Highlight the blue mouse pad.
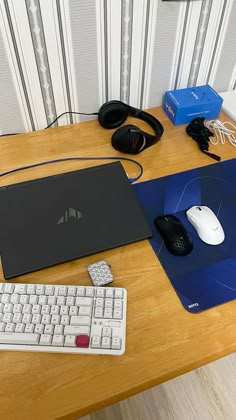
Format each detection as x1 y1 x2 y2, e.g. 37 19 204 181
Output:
132 158 236 313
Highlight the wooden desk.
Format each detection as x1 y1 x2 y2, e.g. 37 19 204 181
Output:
0 108 235 420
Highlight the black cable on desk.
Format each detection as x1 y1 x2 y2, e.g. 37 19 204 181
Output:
186 117 221 161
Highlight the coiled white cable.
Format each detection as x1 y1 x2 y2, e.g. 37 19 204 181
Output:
204 119 236 147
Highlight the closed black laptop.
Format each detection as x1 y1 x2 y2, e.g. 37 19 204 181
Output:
0 162 152 279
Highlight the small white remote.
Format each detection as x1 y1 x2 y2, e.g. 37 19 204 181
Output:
87 260 114 286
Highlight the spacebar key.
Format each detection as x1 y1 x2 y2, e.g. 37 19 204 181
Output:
0 333 40 345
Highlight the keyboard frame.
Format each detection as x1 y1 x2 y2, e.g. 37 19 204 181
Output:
0 283 127 356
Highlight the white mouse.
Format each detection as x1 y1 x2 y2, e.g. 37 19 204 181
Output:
186 206 225 245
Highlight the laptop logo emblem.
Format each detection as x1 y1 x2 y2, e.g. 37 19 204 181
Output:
57 208 82 224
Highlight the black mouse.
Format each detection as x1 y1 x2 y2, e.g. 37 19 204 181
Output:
154 214 193 256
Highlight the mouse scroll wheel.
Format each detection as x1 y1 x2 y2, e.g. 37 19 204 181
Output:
197 207 202 211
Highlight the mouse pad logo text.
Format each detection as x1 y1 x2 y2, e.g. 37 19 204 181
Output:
57 208 82 224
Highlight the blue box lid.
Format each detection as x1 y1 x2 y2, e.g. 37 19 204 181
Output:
167 84 222 108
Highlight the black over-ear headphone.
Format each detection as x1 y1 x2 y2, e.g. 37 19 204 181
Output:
98 100 164 154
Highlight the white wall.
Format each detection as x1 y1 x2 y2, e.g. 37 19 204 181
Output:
0 0 235 134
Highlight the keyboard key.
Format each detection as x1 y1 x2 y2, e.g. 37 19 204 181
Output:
67 287 76 296
91 336 101 348
104 299 113 308
96 298 104 307
20 295 29 305
111 337 121 350
32 314 41 324
13 304 22 314
14 285 27 294
104 308 112 318
60 306 69 315
0 322 6 332
32 305 41 314
105 289 114 298
101 337 111 349
45 285 54 295
3 313 13 323
60 315 69 326
22 304 32 314
22 314 32 324
64 325 90 336
5 323 15 333
114 300 122 309
36 285 45 295
70 316 90 326
76 287 85 296
52 335 64 346
41 314 50 324
114 289 123 299
57 296 65 306
75 297 93 306
1 294 10 304
27 285 36 294
15 323 25 333
25 324 34 333
66 297 75 306
85 287 94 297
51 315 60 325
38 295 47 305
94 307 103 318
54 325 63 335
13 313 23 323
79 306 92 316
96 288 105 297
29 295 38 305
113 309 122 319
50 305 59 315
58 286 67 296
48 296 56 305
0 332 39 345
4 284 14 294
44 325 54 335
64 335 76 347
76 335 89 348
40 334 52 346
69 306 78 316
10 294 20 304
34 324 44 334
102 327 112 337
3 303 13 313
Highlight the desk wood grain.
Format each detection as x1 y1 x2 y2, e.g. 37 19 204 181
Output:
0 108 235 420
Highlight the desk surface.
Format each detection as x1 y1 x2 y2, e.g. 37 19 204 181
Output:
0 108 235 420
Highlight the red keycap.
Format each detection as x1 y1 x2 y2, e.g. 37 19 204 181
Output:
76 335 90 348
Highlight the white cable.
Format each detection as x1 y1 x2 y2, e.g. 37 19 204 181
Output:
204 119 236 147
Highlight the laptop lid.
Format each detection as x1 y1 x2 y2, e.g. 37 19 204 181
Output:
0 162 152 279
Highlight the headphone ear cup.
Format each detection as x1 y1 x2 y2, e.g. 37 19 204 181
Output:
111 125 145 154
98 101 128 129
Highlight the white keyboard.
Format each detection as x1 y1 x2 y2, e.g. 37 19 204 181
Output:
0 283 127 355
